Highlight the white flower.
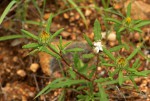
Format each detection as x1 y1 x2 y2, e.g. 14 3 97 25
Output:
93 41 103 53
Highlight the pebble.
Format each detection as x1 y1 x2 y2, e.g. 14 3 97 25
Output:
29 63 39 73
134 32 140 41
13 56 18 62
17 69 26 77
107 32 116 41
63 13 69 19
85 9 92 16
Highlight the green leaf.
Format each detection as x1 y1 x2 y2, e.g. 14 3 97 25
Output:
104 8 124 18
58 36 63 50
28 49 39 55
98 84 108 101
95 78 111 83
0 0 16 24
25 20 42 26
127 46 141 61
127 2 131 17
48 43 59 53
116 32 122 44
21 29 38 40
118 71 123 85
65 48 84 52
139 70 150 75
50 28 64 40
82 53 94 59
118 27 126 33
129 76 138 89
41 46 60 59
132 27 143 33
94 19 102 41
58 90 65 101
103 47 115 61
68 0 87 28
46 13 54 33
63 41 72 49
132 59 140 68
134 20 150 28
83 34 93 47
68 68 76 79
133 19 143 25
73 53 79 68
133 72 147 76
22 43 39 49
0 35 24 41
32 0 42 17
34 78 66 99
109 44 125 52
101 63 115 67
105 18 122 25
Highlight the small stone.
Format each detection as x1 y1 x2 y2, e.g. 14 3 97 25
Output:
30 63 39 73
75 14 80 20
134 32 140 40
13 56 18 62
63 13 69 19
28 92 35 97
107 32 116 41
17 69 26 77
85 9 92 16
43 13 50 20
109 41 116 47
61 31 70 38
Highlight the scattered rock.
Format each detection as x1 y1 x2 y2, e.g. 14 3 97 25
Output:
61 31 71 38
85 9 92 16
13 56 18 63
134 32 140 41
107 32 116 41
17 69 26 77
63 13 69 19
29 63 39 73
11 39 23 47
38 52 51 75
2 82 35 100
125 1 150 20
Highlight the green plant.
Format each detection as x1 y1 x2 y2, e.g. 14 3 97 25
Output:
22 8 150 100
0 0 25 41
104 2 150 44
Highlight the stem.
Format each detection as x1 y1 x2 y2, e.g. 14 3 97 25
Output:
92 54 99 81
47 44 91 81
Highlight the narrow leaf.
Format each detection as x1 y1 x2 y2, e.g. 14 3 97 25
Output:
21 29 38 40
82 53 94 59
94 19 102 41
105 18 122 25
22 43 39 49
134 20 150 28
110 44 125 52
132 27 143 33
127 2 131 17
84 34 93 47
103 47 115 61
66 48 84 52
98 84 108 101
118 71 123 85
118 27 126 33
50 28 64 40
0 0 16 24
0 35 24 41
127 47 141 61
46 13 53 33
68 68 76 79
68 0 87 28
